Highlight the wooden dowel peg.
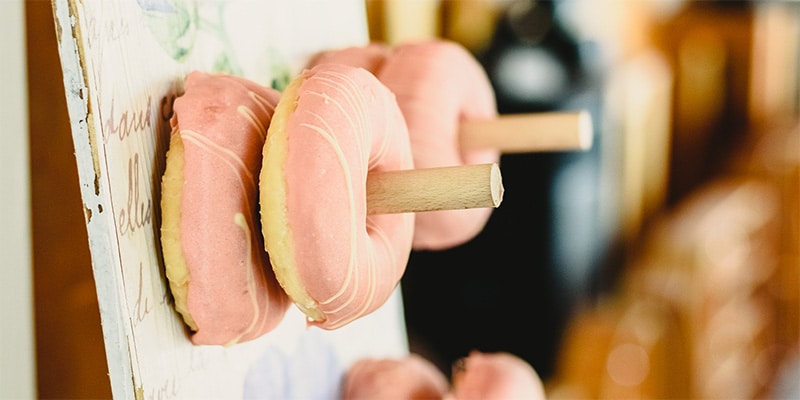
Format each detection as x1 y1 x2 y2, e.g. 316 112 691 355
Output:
366 163 503 215
460 110 593 153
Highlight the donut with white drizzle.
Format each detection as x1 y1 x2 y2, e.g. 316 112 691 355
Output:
260 64 415 329
161 71 290 345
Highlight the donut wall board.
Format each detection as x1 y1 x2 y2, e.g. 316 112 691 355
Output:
52 1 408 399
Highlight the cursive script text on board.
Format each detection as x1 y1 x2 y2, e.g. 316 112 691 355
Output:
103 96 153 145
119 153 152 237
132 261 172 326
103 94 175 239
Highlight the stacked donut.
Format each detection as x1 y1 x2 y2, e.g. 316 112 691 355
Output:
160 40 512 345
160 39 591 349
161 41 590 344
308 40 501 250
159 38 566 398
259 63 416 330
161 65 421 343
160 72 291 346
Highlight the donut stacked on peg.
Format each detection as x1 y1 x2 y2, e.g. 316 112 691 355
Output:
160 43 506 345
160 72 291 346
160 39 591 346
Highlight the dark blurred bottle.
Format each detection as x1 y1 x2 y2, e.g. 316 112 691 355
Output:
402 0 617 381
481 0 585 113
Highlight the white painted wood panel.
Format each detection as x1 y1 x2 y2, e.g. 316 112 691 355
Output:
52 1 409 398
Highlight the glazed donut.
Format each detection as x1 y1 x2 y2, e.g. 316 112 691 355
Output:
378 40 500 250
160 71 290 345
342 354 450 400
449 351 547 400
260 63 415 329
307 40 497 250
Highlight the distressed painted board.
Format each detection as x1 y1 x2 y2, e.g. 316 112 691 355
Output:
52 1 409 399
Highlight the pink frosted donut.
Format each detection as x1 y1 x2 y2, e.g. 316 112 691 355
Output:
161 71 290 345
308 40 499 250
342 354 450 399
260 64 415 330
448 351 546 400
379 41 499 250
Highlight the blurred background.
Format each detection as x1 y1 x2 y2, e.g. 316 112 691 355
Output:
3 0 799 398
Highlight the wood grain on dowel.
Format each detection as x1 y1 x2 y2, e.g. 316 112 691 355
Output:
366 163 503 215
460 110 593 153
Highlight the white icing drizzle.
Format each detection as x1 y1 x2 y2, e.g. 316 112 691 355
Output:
293 68 403 328
248 90 277 118
296 112 360 308
308 70 370 167
230 212 263 344
181 131 257 194
237 105 267 139
181 123 268 341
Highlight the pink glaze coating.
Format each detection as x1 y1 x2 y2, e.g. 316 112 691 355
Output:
260 64 414 330
342 354 450 400
379 40 499 250
306 42 391 76
308 40 500 250
448 351 546 400
167 71 290 345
